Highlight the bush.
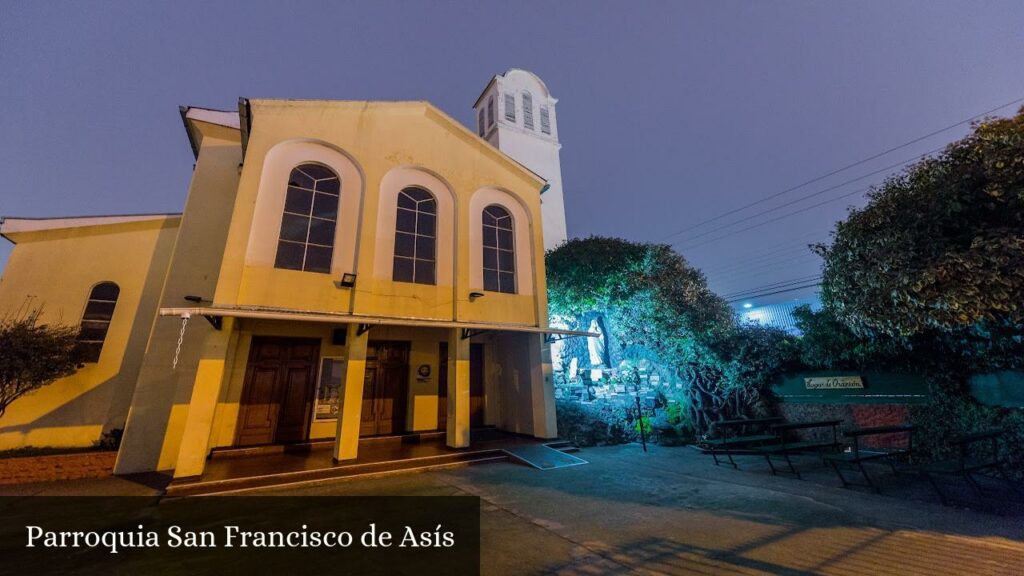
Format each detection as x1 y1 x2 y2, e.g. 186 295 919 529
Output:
555 400 633 447
0 311 82 419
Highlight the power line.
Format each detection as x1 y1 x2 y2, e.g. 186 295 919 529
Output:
705 246 820 277
727 282 822 303
681 183 872 252
699 238 820 275
723 275 822 299
708 251 819 282
661 95 1024 242
674 145 945 246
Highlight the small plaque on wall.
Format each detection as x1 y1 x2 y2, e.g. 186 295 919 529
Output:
804 375 864 390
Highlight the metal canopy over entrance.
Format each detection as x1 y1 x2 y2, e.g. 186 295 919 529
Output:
158 305 598 341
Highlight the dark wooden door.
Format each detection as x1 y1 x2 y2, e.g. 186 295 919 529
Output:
236 337 320 446
438 343 485 429
360 341 410 436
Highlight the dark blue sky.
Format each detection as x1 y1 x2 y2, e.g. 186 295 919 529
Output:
2 1 1023 304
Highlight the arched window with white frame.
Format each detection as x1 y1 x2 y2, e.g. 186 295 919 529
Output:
482 205 516 294
274 163 340 274
393 186 437 285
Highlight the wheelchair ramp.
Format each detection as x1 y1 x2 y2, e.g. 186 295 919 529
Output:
503 444 588 470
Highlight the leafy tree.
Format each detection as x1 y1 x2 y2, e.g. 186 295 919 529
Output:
0 312 82 418
817 108 1024 339
547 237 798 433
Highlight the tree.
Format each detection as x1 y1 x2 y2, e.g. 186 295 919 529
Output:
546 237 797 433
0 312 82 418
817 108 1024 338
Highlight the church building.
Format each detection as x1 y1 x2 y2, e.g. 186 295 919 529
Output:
0 69 583 480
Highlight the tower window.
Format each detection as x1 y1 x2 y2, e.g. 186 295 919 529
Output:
274 163 340 274
487 97 495 127
540 106 551 135
77 282 120 363
393 187 437 285
478 108 485 136
522 92 534 130
504 93 516 122
482 205 516 294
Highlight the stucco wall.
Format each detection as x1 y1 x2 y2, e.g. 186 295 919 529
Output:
0 217 179 450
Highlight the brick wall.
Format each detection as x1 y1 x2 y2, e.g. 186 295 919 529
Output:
0 451 117 485
778 403 911 449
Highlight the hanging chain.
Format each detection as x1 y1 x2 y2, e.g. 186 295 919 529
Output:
172 313 190 369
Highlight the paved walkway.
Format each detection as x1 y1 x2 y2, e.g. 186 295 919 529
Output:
260 444 1024 575
3 445 1022 574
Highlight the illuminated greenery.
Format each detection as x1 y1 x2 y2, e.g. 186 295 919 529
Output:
547 237 798 435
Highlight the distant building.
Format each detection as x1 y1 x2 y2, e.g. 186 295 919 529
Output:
736 295 821 334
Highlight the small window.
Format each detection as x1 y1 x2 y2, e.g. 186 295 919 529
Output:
482 205 516 294
393 187 437 285
274 163 340 274
487 97 495 127
478 108 485 136
504 93 516 122
540 106 551 135
522 92 534 130
77 282 119 363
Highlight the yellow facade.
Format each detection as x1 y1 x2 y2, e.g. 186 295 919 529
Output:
0 99 560 478
0 216 179 450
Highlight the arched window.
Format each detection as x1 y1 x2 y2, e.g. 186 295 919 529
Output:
487 97 495 127
274 163 340 274
393 187 437 285
482 205 516 293
77 282 119 362
477 108 485 136
504 93 516 122
540 106 551 135
522 92 534 130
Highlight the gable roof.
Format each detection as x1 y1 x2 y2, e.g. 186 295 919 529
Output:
0 213 181 244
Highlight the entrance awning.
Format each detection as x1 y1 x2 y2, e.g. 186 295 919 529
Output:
158 305 597 341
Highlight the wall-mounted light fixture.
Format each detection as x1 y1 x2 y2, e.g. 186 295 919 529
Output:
335 272 357 289
469 292 485 302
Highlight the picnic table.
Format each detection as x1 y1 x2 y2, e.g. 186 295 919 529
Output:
752 419 844 478
823 424 917 492
923 428 1021 505
701 417 783 468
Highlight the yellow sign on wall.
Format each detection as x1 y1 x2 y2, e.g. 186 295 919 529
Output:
804 376 864 390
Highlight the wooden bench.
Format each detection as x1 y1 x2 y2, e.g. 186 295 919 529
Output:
752 419 844 479
701 417 783 469
922 428 1021 505
822 424 917 492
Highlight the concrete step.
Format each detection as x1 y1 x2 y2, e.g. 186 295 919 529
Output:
209 431 449 461
545 441 580 454
166 450 508 497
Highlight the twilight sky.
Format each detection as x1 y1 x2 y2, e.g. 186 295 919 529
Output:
2 1 1023 305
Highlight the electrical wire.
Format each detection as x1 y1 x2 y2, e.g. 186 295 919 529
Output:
661 95 1024 242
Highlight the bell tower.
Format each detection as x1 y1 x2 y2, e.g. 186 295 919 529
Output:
473 68 568 250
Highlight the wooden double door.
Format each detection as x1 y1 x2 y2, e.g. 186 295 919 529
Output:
437 343 486 430
360 341 411 437
236 337 321 447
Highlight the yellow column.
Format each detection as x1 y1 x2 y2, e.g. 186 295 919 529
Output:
446 328 471 448
529 334 558 439
171 318 237 479
334 324 368 461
